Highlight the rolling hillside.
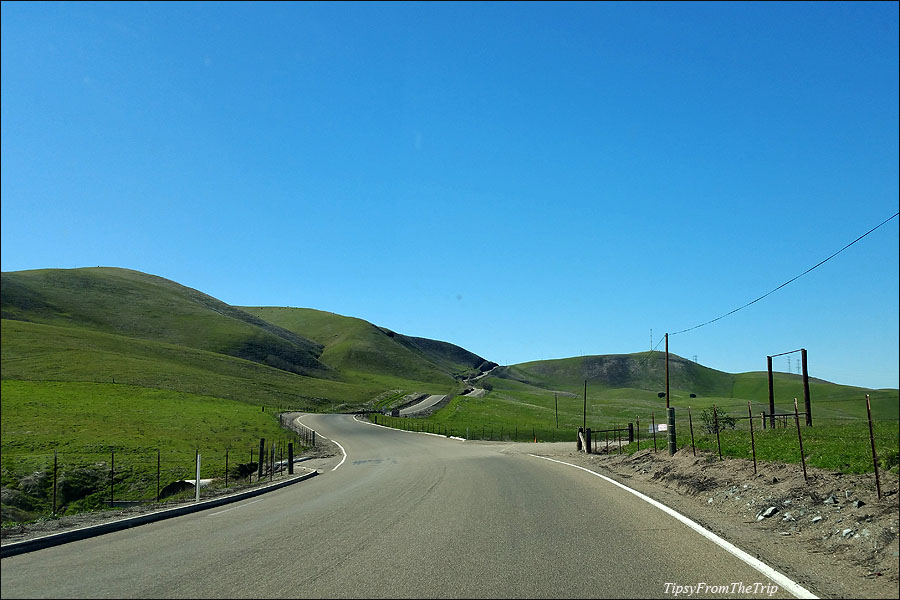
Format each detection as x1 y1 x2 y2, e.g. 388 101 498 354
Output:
1 268 330 378
0 267 494 410
242 307 496 385
490 353 898 421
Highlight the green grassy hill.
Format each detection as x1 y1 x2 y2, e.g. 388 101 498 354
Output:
242 307 496 385
2 268 330 378
487 352 898 422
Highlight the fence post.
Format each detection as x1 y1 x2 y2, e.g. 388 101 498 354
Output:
667 407 676 456
53 449 58 515
258 439 265 481
688 407 695 457
617 425 622 455
195 449 201 502
713 405 722 460
628 422 634 444
792 398 807 482
651 411 657 452
748 401 757 475
636 418 641 450
767 355 775 429
577 427 583 452
865 394 882 499
802 348 812 426
585 428 592 454
288 442 294 475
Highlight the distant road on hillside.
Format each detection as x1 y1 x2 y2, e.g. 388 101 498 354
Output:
398 393 447 416
1 415 802 598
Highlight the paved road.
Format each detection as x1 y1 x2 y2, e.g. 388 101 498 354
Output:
398 394 446 416
1 414 805 598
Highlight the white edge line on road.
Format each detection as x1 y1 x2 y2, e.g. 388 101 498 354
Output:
527 454 818 600
354 414 464 441
294 416 345 471
330 438 347 471
208 498 262 517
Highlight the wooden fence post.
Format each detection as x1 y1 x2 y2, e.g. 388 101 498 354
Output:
748 401 757 474
793 398 808 482
713 405 722 460
688 407 696 457
802 349 812 426
866 394 882 499
53 450 58 514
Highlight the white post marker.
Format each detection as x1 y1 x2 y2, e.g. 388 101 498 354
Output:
195 451 201 503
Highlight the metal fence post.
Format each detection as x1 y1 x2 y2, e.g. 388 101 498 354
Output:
667 407 676 456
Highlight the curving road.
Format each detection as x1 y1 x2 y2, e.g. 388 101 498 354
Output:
1 414 810 598
398 394 447 416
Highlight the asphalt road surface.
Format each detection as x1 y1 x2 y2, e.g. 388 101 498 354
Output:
1 414 807 598
399 394 446 416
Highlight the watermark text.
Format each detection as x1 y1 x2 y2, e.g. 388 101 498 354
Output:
663 582 780 597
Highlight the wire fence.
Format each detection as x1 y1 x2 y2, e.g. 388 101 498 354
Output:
582 396 898 497
1 438 307 523
369 413 573 443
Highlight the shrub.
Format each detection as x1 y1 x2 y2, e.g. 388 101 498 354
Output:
700 407 736 434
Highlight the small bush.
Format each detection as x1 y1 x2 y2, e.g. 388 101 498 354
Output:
700 407 736 434
879 448 898 473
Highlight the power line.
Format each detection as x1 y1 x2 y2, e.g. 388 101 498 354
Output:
670 212 899 337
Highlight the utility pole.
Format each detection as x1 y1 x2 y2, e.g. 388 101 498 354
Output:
802 348 811 426
665 333 670 409
583 380 587 432
767 356 775 428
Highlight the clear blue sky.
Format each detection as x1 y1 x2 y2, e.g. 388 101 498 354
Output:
2 2 898 389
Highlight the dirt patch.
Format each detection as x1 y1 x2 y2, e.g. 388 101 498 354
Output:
531 444 899 599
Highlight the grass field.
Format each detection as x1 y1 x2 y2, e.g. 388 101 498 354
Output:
0 380 305 520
